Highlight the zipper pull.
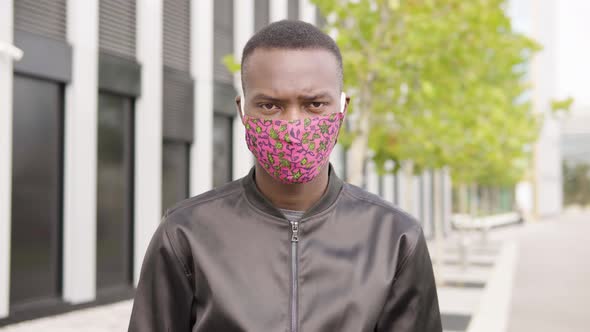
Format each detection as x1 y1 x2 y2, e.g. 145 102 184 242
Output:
291 221 299 242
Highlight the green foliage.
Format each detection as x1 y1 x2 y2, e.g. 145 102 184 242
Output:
550 96 574 115
222 54 241 73
313 0 543 185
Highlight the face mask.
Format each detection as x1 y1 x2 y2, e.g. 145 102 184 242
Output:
241 93 346 184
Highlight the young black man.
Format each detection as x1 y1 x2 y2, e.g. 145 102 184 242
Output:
128 20 442 332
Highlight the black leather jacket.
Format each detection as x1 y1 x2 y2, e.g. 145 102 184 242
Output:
128 165 442 332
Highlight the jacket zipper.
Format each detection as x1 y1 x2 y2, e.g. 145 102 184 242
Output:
290 221 299 332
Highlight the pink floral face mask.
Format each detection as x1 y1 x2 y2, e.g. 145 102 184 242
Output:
241 93 346 184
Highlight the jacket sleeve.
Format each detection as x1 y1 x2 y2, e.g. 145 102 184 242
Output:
128 217 195 332
375 226 442 332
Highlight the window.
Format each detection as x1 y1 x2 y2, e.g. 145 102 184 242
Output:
10 75 63 307
162 0 193 211
96 92 134 291
213 114 234 187
162 141 190 211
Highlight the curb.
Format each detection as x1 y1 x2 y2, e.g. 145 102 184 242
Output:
466 241 518 332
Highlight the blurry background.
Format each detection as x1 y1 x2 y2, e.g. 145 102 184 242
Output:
0 0 588 331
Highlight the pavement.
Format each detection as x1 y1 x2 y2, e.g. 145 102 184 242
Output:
431 226 517 332
436 209 590 332
507 209 590 332
0 301 132 332
1 210 588 332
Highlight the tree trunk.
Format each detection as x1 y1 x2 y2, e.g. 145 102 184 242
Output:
347 125 368 186
346 86 371 187
459 184 468 214
469 183 478 217
403 162 414 213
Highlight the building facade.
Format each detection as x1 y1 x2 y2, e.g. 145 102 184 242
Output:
0 0 451 324
509 0 565 219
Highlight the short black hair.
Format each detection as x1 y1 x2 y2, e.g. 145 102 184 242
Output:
241 20 343 92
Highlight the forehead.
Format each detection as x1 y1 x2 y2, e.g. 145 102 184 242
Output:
242 48 341 96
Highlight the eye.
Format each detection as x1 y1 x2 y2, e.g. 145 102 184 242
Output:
258 103 280 112
308 102 326 110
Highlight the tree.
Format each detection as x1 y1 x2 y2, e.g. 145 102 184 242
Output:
309 0 552 282
312 0 542 188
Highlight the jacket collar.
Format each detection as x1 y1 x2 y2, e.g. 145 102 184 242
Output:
242 163 344 220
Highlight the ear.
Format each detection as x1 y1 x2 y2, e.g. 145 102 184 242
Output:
235 94 244 121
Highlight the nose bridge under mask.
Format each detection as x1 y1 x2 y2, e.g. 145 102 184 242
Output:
241 97 346 184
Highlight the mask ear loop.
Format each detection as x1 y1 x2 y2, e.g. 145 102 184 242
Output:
240 93 245 117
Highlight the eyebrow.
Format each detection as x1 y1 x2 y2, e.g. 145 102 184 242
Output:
250 92 333 102
298 92 333 101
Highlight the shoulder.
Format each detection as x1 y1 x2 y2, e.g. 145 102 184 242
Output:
153 179 245 273
341 183 428 270
341 182 423 239
159 178 245 243
164 178 244 220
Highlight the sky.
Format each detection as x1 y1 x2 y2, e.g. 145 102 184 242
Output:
509 0 589 113
556 0 590 111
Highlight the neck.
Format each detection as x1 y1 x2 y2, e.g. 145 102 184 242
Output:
253 163 330 212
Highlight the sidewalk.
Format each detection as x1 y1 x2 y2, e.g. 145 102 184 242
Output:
507 209 590 332
430 225 519 332
436 209 590 332
0 301 132 332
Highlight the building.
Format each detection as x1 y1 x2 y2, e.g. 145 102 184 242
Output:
0 0 451 324
509 0 564 219
561 111 590 165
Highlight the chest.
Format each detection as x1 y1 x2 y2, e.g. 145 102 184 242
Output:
190 215 394 332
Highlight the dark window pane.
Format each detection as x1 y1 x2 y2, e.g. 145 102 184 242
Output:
10 75 62 306
96 92 134 291
162 141 190 212
213 114 233 187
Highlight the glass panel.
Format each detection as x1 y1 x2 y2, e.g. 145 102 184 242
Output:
162 141 190 212
97 92 133 291
213 114 233 188
10 75 62 306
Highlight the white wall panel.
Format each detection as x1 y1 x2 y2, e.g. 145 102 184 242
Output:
63 0 99 303
134 0 163 285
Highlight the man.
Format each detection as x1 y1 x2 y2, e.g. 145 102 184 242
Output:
129 20 441 332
